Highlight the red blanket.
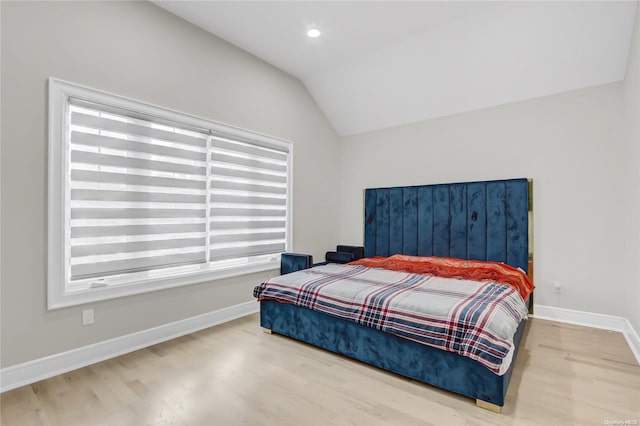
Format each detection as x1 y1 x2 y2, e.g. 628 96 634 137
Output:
350 254 534 301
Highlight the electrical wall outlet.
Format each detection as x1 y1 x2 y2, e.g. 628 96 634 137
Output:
82 309 94 326
553 281 562 294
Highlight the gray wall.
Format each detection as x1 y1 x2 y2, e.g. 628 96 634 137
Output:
338 82 634 321
623 5 640 333
0 1 340 367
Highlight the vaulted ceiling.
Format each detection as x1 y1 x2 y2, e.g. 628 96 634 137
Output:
154 1 637 137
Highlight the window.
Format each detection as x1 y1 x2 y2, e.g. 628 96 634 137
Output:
48 78 291 309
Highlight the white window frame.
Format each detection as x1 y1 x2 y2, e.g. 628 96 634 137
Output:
47 78 293 309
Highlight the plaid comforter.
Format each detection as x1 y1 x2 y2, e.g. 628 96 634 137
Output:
254 263 529 375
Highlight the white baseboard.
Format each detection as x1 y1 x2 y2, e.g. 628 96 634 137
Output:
532 304 640 365
0 300 259 393
622 318 640 365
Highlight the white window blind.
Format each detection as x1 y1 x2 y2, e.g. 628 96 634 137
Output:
48 78 292 308
209 136 288 261
68 99 210 281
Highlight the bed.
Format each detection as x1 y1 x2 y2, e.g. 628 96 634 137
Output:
256 178 533 412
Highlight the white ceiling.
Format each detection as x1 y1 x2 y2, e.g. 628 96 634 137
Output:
154 1 638 137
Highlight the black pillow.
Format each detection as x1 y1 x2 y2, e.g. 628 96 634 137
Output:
325 251 354 264
336 245 364 260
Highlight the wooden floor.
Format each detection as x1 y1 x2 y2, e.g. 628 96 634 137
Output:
1 315 639 426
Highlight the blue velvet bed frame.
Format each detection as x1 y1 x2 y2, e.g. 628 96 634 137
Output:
260 178 531 411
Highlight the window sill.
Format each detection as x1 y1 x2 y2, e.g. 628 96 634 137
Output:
48 259 279 309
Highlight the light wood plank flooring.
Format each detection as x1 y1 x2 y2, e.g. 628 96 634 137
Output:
1 315 639 425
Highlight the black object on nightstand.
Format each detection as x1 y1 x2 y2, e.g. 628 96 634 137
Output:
280 245 364 275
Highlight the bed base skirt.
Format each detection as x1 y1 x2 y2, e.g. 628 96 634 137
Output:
260 300 526 409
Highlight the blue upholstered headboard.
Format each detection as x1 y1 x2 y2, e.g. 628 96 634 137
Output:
364 178 530 273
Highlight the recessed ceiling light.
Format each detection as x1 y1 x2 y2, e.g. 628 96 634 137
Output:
307 28 321 38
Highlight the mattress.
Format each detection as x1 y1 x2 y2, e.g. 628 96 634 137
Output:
255 262 529 375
